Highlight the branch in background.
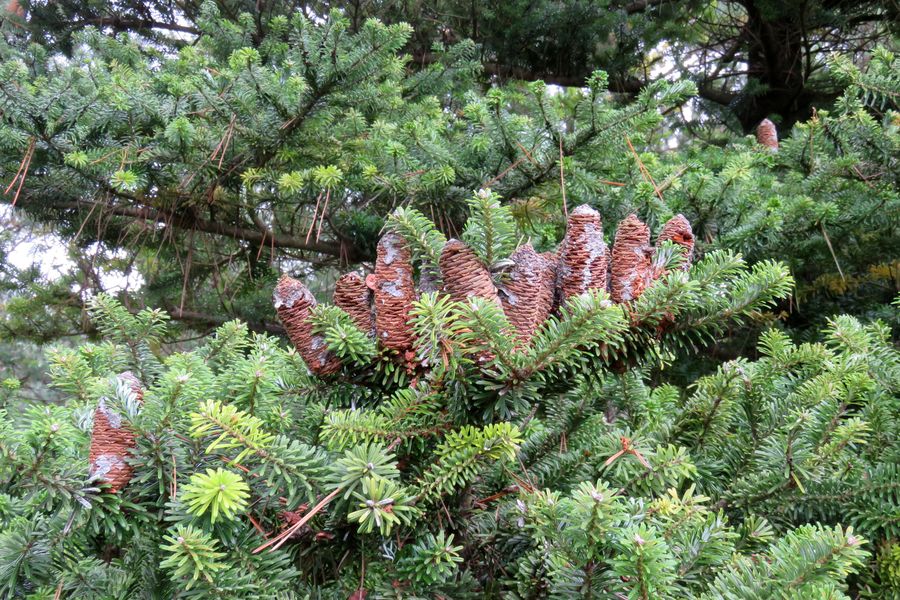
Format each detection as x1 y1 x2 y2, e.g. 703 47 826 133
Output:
68 17 200 36
412 52 585 87
625 0 678 14
415 49 733 120
697 83 738 106
36 196 359 261
166 307 284 336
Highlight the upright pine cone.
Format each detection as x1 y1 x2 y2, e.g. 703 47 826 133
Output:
499 244 557 344
610 214 653 303
439 239 501 305
655 214 695 273
556 204 608 304
756 118 778 151
373 233 417 353
88 371 143 493
333 272 373 333
274 275 342 376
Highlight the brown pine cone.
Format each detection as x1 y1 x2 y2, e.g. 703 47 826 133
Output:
556 204 608 305
274 275 342 376
333 272 373 334
373 233 417 354
756 118 778 151
610 214 653 303
439 239 501 366
439 239 501 305
88 371 143 493
499 244 557 344
5 1 25 18
655 214 695 273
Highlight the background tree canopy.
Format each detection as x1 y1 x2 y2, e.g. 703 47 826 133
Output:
15 0 900 130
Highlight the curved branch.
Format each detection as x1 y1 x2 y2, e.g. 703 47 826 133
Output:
24 195 359 260
64 17 200 36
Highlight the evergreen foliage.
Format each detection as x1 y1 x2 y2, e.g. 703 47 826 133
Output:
0 4 897 599
7 4 890 342
4 295 896 597
6 0 895 131
3 195 896 597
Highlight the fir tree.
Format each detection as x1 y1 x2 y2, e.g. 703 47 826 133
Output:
0 6 896 598
5 198 893 598
1 5 895 342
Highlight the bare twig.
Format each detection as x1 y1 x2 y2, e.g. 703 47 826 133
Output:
253 486 343 553
559 135 568 220
625 135 664 204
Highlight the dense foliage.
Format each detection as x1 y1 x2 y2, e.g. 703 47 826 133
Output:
0 2 897 599
7 0 899 130
0 199 897 597
0 3 896 345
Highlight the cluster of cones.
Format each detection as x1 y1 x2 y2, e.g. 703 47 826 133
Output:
275 206 695 377
88 371 143 493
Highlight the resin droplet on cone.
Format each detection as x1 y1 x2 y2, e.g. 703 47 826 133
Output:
88 371 143 493
274 275 342 376
373 233 417 353
610 214 653 303
556 204 608 304
333 272 373 333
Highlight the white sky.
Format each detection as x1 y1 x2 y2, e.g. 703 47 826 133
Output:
2 205 141 293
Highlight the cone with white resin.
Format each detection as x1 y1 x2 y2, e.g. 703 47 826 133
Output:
556 204 608 305
499 244 557 344
373 233 417 354
88 371 142 493
610 214 653 303
274 275 342 376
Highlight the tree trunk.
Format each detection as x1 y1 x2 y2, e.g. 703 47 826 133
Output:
740 2 810 132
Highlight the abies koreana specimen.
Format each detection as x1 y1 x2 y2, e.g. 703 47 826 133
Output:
274 203 703 376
